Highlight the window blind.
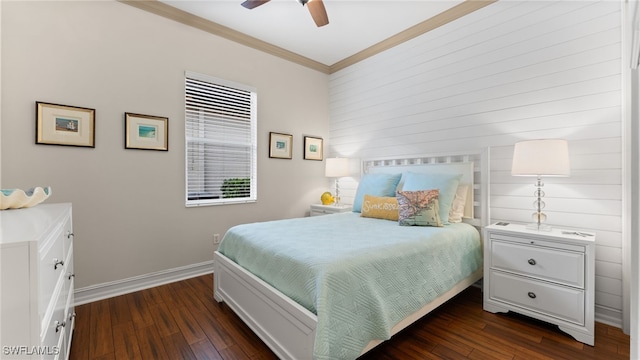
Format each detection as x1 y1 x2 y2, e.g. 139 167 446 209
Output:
185 72 257 206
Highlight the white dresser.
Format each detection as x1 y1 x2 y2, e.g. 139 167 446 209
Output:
483 223 595 345
0 203 75 359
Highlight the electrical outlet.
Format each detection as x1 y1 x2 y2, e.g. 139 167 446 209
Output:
213 233 221 244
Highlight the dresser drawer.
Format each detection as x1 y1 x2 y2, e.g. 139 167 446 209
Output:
491 240 584 288
41 278 66 358
39 226 66 317
63 280 75 360
63 248 75 358
62 214 73 261
62 244 74 303
489 270 585 325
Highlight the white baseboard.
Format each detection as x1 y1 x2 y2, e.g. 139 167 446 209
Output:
595 304 624 329
74 260 214 305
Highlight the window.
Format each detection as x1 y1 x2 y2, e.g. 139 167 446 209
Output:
185 71 257 206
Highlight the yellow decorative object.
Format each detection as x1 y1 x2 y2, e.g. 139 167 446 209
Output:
321 191 334 205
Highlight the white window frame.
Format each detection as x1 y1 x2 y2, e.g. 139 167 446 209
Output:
185 71 257 207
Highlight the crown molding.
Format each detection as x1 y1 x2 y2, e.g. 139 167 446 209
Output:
329 0 497 73
120 0 496 75
119 0 331 73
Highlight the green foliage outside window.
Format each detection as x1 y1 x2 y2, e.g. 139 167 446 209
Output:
221 178 250 198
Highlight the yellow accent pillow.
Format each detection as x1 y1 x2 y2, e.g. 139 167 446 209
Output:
360 194 399 221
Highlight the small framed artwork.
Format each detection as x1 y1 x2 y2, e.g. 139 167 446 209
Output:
303 136 323 161
269 132 293 159
36 101 95 147
124 113 168 151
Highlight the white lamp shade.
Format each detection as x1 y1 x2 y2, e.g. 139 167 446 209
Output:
325 158 350 177
511 139 570 177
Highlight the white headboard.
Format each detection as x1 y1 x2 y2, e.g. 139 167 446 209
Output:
362 150 489 228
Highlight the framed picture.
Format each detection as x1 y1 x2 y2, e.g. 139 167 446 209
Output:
269 132 293 159
36 101 95 147
303 136 323 161
124 113 168 151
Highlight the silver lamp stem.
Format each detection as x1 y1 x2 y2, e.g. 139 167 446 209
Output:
535 176 543 229
334 178 341 206
531 176 550 231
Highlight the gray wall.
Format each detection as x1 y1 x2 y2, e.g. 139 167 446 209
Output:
328 1 625 326
1 1 329 289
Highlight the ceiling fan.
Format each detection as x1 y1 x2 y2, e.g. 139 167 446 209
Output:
240 0 329 27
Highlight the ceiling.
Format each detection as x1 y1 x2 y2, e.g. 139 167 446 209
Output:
126 0 495 73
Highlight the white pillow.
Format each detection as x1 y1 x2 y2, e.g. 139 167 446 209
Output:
448 184 469 223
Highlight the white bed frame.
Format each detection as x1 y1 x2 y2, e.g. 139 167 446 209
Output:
214 150 489 360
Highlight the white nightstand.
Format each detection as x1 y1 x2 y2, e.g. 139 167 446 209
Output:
483 222 595 345
310 204 352 216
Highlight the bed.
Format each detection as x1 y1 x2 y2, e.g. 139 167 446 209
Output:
213 150 489 360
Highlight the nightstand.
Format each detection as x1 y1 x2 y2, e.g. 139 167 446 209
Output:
483 223 595 345
310 204 352 216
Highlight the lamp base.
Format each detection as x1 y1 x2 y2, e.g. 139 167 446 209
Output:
525 223 552 232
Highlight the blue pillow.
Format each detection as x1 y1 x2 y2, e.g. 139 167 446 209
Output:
352 173 402 213
401 172 462 224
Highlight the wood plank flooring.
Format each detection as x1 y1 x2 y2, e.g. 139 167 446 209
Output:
70 274 629 359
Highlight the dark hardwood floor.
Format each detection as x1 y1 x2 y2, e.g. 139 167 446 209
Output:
70 274 629 360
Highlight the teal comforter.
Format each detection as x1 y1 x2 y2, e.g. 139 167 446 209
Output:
218 212 482 360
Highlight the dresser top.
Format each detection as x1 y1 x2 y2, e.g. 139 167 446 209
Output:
0 203 71 246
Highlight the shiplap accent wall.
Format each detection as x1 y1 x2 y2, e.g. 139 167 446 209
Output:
328 1 624 326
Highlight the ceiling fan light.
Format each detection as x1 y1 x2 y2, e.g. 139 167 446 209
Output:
297 0 309 5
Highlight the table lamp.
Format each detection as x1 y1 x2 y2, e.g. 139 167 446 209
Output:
325 158 350 206
511 139 570 231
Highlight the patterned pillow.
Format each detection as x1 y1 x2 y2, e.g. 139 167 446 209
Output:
360 195 399 221
397 189 443 227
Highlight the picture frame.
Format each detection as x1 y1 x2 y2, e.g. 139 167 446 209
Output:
124 113 169 151
36 101 95 147
303 136 323 161
269 132 293 159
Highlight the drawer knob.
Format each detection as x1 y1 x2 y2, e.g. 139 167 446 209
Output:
527 258 536 265
53 258 65 270
68 272 75 280
528 292 537 299
67 231 74 238
55 320 66 333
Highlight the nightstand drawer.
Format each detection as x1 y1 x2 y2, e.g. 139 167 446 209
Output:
310 204 352 216
491 240 584 288
311 208 336 216
489 271 585 325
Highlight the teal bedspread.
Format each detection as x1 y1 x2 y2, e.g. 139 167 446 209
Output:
218 212 482 360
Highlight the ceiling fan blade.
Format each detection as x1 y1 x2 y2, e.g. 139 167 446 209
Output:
241 0 270 10
307 0 329 27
